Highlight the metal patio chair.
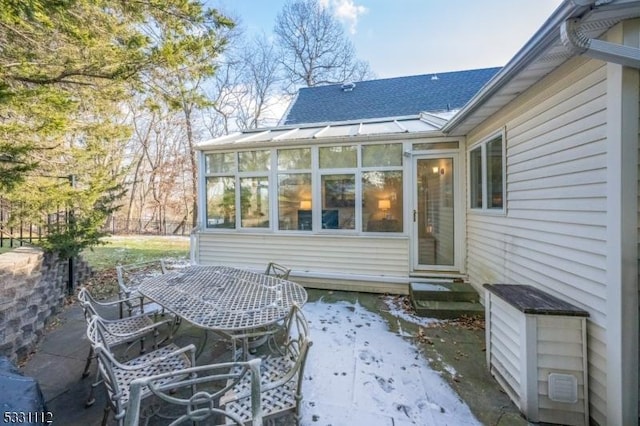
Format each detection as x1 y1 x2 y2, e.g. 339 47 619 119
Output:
222 303 312 425
86 316 196 426
116 260 168 318
124 360 264 426
78 287 177 406
264 262 291 280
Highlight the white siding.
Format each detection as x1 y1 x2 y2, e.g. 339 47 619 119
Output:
196 231 410 287
486 295 522 402
465 56 609 423
536 316 589 425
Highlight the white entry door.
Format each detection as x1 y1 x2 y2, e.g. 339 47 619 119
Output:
412 155 460 271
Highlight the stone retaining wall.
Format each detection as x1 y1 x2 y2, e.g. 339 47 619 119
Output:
0 247 91 362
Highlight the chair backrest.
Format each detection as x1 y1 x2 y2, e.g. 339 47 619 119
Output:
282 303 310 359
77 287 101 321
86 316 129 419
264 262 291 280
116 260 167 295
264 304 312 395
124 360 263 426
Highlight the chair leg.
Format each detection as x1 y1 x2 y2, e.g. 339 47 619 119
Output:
81 346 94 378
101 403 110 426
86 369 101 407
139 336 146 354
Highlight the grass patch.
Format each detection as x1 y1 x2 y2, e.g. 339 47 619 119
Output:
81 235 190 271
0 239 36 254
80 235 190 298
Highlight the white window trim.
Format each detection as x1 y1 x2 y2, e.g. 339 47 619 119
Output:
468 129 506 214
201 142 406 234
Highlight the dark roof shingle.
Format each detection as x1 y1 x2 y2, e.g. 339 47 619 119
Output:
283 67 501 125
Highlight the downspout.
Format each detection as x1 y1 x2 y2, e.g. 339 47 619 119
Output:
560 17 640 68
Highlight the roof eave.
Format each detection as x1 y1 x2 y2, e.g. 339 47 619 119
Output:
442 0 590 135
198 129 447 152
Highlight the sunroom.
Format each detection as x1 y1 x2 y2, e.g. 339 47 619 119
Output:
193 113 480 293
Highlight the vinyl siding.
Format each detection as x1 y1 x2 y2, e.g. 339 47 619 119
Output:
196 231 410 284
486 295 522 402
465 56 608 423
536 316 589 425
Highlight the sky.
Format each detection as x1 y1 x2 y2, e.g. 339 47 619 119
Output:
212 0 565 79
301 298 480 425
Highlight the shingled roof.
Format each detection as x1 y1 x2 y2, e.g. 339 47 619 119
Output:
282 67 501 125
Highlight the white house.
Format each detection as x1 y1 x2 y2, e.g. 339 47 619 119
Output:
194 0 640 423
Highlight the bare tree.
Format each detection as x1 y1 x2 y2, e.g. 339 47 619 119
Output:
204 32 285 136
236 33 284 129
274 0 373 92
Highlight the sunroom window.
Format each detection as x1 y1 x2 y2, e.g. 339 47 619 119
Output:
361 144 403 233
240 177 269 228
203 143 406 233
238 150 270 229
205 152 237 229
321 174 355 230
277 148 312 231
319 145 357 231
469 133 504 212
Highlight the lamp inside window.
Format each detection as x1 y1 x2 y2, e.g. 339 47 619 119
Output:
299 200 311 210
378 199 391 219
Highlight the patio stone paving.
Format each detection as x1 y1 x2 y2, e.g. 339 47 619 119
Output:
21 289 526 425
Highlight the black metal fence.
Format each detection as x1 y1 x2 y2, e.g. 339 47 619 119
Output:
0 198 69 249
101 216 191 236
1 199 191 245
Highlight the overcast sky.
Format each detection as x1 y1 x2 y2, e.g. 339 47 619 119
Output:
212 0 564 78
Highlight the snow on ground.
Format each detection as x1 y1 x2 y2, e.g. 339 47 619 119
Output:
300 299 480 426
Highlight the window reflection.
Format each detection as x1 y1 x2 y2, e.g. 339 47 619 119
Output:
322 174 355 229
469 147 483 209
239 150 270 172
278 173 312 230
206 177 235 228
205 153 235 174
240 177 269 228
362 144 402 167
362 171 403 232
319 146 357 168
487 137 503 209
277 148 311 170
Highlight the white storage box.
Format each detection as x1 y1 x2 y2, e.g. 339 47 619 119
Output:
484 284 589 425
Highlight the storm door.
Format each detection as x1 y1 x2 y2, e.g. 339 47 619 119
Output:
413 156 458 270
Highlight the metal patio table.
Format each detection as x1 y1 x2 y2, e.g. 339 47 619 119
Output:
137 265 308 358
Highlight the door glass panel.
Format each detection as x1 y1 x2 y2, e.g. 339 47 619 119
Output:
416 158 454 266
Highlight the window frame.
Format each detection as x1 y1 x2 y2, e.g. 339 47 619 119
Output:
203 152 238 229
467 130 506 214
201 142 405 234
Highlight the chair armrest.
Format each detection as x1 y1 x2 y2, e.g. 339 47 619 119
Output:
92 295 144 308
228 325 280 341
125 359 263 426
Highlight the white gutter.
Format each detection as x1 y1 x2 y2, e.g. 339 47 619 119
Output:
442 0 592 133
561 17 640 68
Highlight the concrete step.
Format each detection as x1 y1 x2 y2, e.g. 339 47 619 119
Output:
412 299 485 319
409 281 479 303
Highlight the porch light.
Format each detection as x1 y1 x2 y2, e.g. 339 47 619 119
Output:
299 200 312 210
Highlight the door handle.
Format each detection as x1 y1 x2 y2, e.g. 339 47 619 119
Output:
413 209 417 222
